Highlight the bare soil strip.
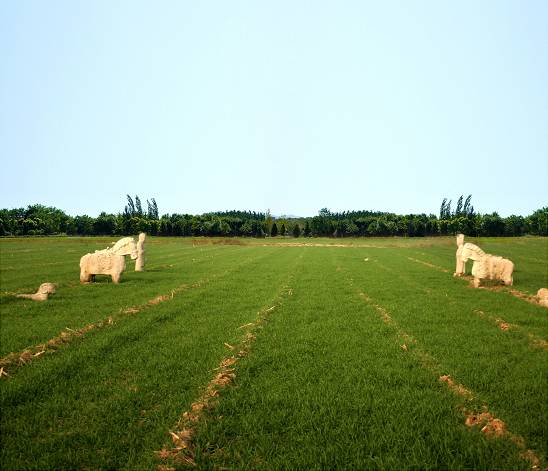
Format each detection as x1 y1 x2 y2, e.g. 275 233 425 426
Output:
354 287 541 469
473 310 548 350
258 242 363 248
407 256 450 273
473 309 516 332
192 238 246 246
155 279 295 470
464 279 545 308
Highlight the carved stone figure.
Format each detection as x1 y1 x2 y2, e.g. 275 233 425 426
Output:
16 282 56 301
460 243 514 288
537 288 548 307
453 233 466 277
79 237 138 284
80 251 127 284
109 237 139 257
135 232 146 272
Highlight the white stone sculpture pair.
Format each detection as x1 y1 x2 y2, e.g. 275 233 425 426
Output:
79 233 146 284
453 234 514 288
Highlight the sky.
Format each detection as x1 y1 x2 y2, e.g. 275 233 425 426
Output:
1 1 547 218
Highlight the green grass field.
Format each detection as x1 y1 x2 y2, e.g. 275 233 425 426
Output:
1 236 546 470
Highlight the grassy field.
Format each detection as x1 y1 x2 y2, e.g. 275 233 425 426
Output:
0 236 546 470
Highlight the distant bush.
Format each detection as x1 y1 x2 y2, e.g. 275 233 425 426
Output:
1 202 546 238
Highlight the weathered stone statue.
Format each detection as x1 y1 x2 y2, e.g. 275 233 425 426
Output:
80 237 137 284
460 243 514 288
453 234 466 277
135 232 146 272
16 282 56 301
109 237 138 255
537 288 548 307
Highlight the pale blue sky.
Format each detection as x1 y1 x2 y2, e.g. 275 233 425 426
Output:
1 1 547 217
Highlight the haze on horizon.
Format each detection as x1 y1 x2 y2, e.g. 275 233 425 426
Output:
1 1 547 218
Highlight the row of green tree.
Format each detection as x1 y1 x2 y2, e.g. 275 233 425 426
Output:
0 195 546 238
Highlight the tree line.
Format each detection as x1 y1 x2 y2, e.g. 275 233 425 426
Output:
0 195 546 238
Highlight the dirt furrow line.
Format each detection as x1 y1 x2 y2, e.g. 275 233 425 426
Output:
155 258 303 470
353 285 541 470
473 309 548 351
0 252 268 378
407 256 450 273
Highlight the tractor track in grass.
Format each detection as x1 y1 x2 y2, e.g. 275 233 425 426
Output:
335 264 542 470
406 255 547 308
155 252 304 470
0 249 274 378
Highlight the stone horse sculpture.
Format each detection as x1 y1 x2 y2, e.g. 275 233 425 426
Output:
79 237 138 284
460 243 514 288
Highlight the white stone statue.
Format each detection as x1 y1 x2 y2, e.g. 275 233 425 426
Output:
453 233 466 277
79 237 138 284
109 237 138 255
16 282 56 301
460 243 514 288
537 288 548 307
135 232 146 272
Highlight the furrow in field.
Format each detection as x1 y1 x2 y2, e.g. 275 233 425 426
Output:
155 254 303 469
351 284 541 470
407 256 450 273
472 309 548 350
0 249 272 377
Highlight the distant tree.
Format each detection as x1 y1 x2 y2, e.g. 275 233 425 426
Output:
319 208 331 217
265 209 273 235
125 195 136 216
135 196 143 216
504 215 525 236
463 195 473 216
20 204 70 234
292 223 301 237
526 207 548 236
72 215 94 235
439 198 447 220
280 223 286 236
480 212 505 236
344 220 359 236
271 222 278 237
93 212 116 235
303 220 311 237
455 195 464 217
